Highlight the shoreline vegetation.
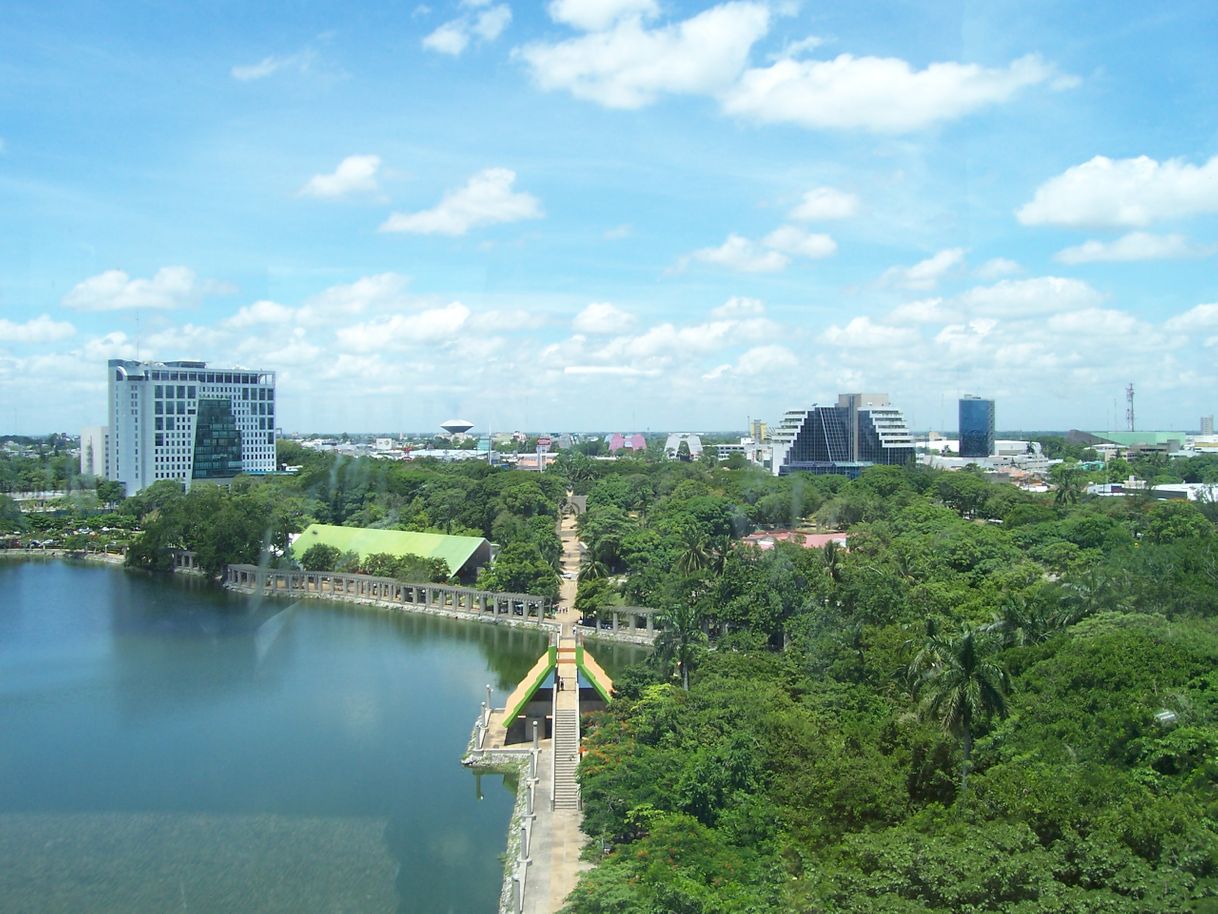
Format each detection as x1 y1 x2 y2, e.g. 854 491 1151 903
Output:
8 440 1218 912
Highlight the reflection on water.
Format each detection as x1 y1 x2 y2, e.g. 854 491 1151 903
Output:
0 561 545 914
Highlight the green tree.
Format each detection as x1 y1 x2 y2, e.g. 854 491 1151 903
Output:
1051 462 1087 506
300 543 341 571
916 627 1009 793
654 599 707 690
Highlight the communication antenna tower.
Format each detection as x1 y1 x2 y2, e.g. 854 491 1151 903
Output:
1125 383 1135 432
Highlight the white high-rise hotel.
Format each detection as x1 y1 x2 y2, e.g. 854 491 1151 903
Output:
101 359 277 495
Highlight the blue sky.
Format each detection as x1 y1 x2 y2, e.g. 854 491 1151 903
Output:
2 0 1217 434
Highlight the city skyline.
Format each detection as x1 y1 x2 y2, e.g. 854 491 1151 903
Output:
2 2 1218 434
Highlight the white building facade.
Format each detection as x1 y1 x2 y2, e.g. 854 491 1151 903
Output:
80 425 110 477
107 359 277 495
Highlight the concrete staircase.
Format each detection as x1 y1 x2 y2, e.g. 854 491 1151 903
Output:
552 707 581 810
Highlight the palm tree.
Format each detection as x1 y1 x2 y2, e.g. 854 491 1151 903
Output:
579 551 608 581
654 601 707 690
982 595 1054 648
1052 464 1086 506
674 527 712 577
915 627 1009 794
821 539 843 584
903 616 951 691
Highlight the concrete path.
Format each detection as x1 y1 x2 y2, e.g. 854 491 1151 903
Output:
518 510 589 913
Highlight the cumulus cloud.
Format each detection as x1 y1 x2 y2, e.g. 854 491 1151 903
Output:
1046 307 1141 337
957 276 1104 316
1165 303 1218 333
723 53 1059 132
882 248 965 290
574 302 636 334
0 314 76 344
790 186 859 221
564 364 660 376
468 308 549 332
1018 154 1218 228
517 2 770 109
62 267 233 311
225 300 294 328
336 302 471 349
380 168 542 235
975 257 1022 280
710 297 765 318
1054 232 1214 264
821 316 920 349
678 226 836 274
593 310 778 364
762 225 837 259
423 21 470 54
887 297 958 324
297 273 414 324
299 154 381 199
548 0 659 31
703 343 797 380
423 4 511 55
677 234 789 273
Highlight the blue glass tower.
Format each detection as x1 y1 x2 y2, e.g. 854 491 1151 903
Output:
959 396 995 458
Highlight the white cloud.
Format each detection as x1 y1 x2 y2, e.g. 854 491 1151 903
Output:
975 257 1022 279
678 234 789 273
723 53 1058 132
702 344 796 380
574 302 636 334
380 168 542 235
678 224 836 273
0 314 76 344
298 273 414 324
1046 307 1140 337
1165 303 1218 333
594 311 778 363
762 225 837 259
423 4 511 55
517 2 770 109
336 302 471 349
469 308 548 332
887 297 957 324
882 248 965 290
710 297 765 318
603 223 632 239
821 316 920 349
423 22 470 55
790 186 859 221
1054 231 1213 264
548 0 659 31
62 267 233 311
230 51 314 81
1018 154 1218 228
474 5 512 40
564 364 661 377
299 154 381 199
957 276 1104 316
226 300 294 328
772 35 825 60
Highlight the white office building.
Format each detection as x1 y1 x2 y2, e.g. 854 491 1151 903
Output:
80 425 110 477
107 359 277 495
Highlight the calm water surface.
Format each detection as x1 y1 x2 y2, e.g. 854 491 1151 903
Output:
0 560 564 914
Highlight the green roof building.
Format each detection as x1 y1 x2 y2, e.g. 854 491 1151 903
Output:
291 523 492 582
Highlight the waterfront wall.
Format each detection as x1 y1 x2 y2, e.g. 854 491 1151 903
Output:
224 564 558 629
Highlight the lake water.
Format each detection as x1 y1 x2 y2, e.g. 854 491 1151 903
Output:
0 560 637 913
